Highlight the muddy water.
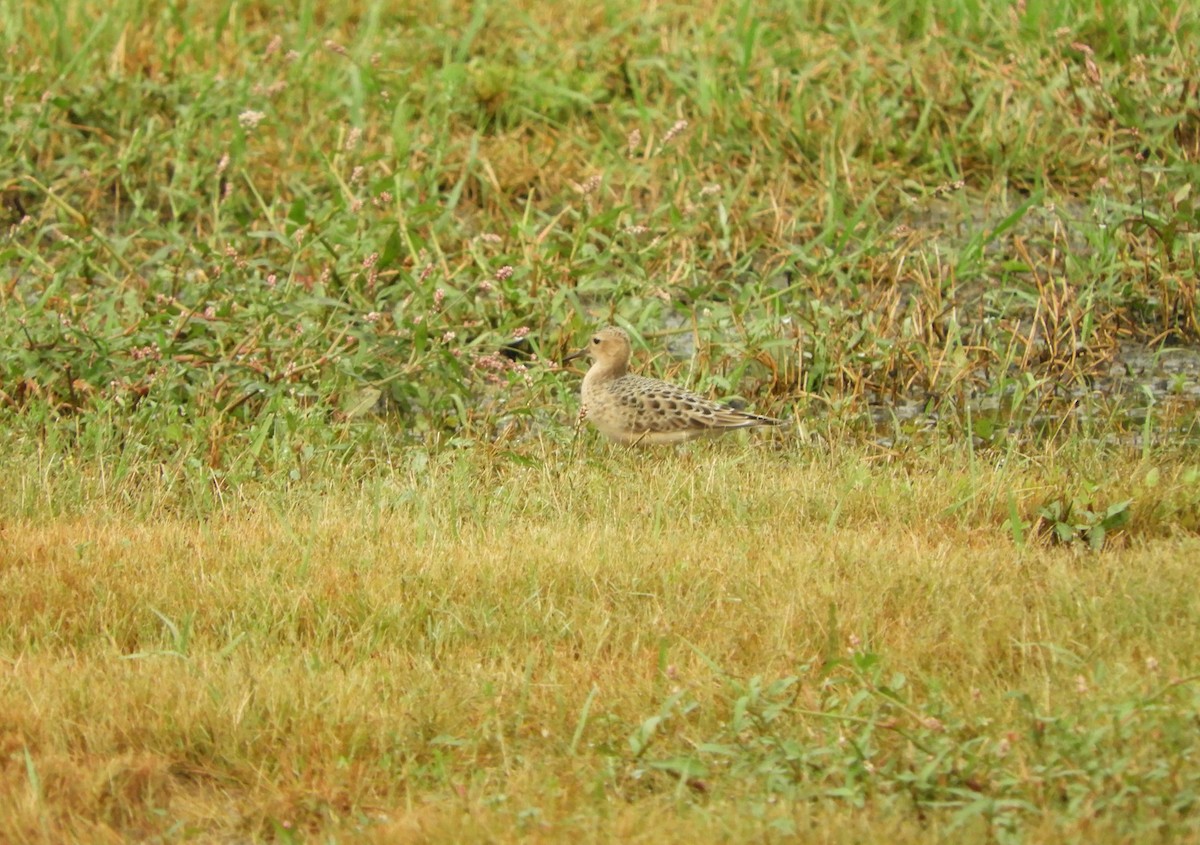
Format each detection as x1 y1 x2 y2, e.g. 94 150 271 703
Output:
860 343 1200 448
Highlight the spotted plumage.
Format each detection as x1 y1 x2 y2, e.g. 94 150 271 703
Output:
563 326 787 445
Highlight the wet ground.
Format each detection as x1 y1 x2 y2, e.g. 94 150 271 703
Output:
860 342 1200 449
639 193 1200 447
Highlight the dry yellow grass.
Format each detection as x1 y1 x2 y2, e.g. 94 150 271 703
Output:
2 442 1198 842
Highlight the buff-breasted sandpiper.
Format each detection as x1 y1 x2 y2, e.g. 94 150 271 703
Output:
564 326 787 445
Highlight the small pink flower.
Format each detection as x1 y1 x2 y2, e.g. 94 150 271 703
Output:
494 265 513 282
662 119 688 145
513 326 530 339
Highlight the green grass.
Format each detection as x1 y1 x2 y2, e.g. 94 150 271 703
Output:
3 0 1200 841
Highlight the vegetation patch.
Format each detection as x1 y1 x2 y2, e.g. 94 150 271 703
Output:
2 0 1199 841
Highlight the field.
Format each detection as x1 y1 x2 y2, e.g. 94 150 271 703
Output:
3 0 1200 842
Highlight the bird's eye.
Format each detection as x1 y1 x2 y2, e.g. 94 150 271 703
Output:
592 337 600 345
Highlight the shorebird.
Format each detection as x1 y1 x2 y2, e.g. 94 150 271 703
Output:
564 326 787 445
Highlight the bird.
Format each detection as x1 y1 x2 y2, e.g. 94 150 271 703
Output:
563 326 787 445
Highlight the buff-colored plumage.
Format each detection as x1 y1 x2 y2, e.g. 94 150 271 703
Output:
564 326 786 445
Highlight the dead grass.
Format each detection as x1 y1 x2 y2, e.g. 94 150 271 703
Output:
2 441 1198 842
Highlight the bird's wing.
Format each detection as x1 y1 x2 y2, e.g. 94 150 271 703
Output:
616 376 782 432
